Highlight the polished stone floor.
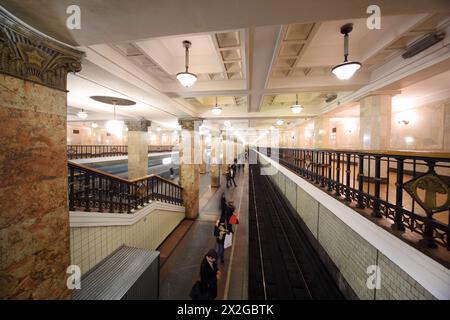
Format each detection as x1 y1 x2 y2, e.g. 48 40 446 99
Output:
159 166 248 300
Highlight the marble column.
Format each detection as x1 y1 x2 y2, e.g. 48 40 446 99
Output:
126 119 151 180
314 117 330 149
221 135 228 175
359 93 396 150
0 9 84 299
359 92 398 178
179 119 202 219
199 136 206 174
210 133 221 188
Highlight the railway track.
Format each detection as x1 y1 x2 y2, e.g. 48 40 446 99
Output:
248 163 344 300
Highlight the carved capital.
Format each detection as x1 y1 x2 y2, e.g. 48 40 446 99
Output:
126 118 151 132
179 118 202 131
0 8 85 91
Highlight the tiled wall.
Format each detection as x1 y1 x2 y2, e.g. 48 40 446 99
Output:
317 205 378 300
376 252 435 300
262 156 438 300
70 209 184 275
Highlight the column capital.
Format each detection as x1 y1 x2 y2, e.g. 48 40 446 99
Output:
0 8 85 91
179 118 202 130
125 118 151 132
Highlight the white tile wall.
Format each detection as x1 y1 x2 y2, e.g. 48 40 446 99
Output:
70 209 184 275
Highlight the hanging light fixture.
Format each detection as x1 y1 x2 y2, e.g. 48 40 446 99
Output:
291 94 304 113
212 96 222 115
176 40 197 87
332 23 361 80
276 119 284 126
105 100 124 136
77 108 88 119
91 122 98 128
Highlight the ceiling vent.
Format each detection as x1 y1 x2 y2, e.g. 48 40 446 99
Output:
402 32 445 59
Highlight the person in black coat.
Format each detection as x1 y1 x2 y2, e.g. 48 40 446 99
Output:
230 163 237 187
225 202 235 233
199 249 220 300
220 193 227 219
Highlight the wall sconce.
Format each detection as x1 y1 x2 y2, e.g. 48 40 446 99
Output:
344 120 357 134
395 111 416 125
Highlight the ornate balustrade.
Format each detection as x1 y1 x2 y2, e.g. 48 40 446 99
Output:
259 147 450 250
67 145 175 160
68 161 183 213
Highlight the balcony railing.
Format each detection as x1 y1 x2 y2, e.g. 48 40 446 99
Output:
67 145 175 160
259 147 450 250
68 161 183 213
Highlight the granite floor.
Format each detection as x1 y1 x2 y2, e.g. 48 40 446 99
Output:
159 166 248 300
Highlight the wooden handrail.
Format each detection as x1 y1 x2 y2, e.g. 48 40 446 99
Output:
68 161 183 189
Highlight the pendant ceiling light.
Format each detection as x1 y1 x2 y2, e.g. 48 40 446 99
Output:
212 96 222 115
332 23 361 80
291 94 304 114
276 119 284 126
77 108 88 119
91 122 98 128
176 40 197 87
105 100 124 136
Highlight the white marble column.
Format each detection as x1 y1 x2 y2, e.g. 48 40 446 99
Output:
179 119 202 219
314 117 330 149
126 119 151 180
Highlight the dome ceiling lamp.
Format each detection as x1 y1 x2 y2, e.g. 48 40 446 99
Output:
105 100 124 136
331 23 361 80
276 119 284 126
90 96 136 137
212 96 222 115
291 94 304 114
77 108 88 119
176 40 198 88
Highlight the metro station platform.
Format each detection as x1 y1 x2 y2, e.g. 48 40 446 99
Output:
159 167 249 300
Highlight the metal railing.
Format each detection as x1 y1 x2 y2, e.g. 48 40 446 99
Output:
67 145 175 160
68 161 183 213
259 147 450 250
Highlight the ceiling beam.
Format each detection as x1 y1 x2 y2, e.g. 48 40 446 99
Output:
3 0 449 46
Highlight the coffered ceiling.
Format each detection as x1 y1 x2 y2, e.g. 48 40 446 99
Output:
3 1 448 130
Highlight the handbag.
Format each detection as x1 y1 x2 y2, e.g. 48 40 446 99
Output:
229 214 239 225
224 233 233 249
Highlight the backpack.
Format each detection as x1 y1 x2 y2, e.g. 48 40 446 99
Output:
229 214 239 225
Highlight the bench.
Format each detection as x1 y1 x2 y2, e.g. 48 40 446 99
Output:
73 246 160 300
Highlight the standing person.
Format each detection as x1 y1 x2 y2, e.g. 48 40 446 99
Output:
226 166 232 188
225 201 235 233
214 218 227 264
199 249 221 300
220 193 227 219
230 164 237 187
169 167 175 180
233 158 238 174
